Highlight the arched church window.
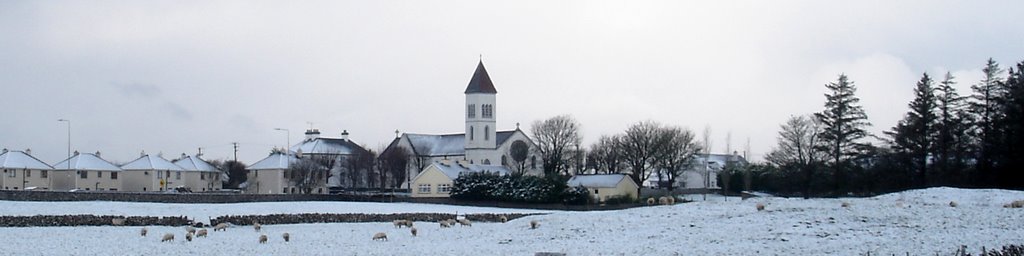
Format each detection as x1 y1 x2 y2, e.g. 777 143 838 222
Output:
470 126 474 141
531 156 537 169
483 159 491 165
485 126 490 140
467 104 476 118
501 155 508 166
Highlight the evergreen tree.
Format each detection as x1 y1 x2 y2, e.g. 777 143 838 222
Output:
886 73 937 187
932 72 971 185
999 61 1024 188
815 74 872 193
968 58 1006 185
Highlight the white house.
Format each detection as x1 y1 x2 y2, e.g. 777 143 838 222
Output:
246 151 327 194
288 129 371 188
409 160 510 198
52 151 122 191
567 174 639 202
644 153 748 189
172 153 222 192
120 153 186 192
0 149 54 190
381 61 540 188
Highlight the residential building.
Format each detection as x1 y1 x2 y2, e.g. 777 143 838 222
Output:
567 174 640 202
246 151 327 194
289 129 371 188
52 151 122 191
172 153 222 192
0 149 53 190
120 153 186 192
409 160 510 198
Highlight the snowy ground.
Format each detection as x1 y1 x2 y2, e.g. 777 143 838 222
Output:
1 187 1023 255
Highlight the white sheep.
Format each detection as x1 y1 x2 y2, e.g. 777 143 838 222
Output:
259 234 268 244
658 196 670 205
646 197 656 206
254 223 262 232
410 227 418 237
499 215 508 223
282 232 290 242
111 218 126 226
185 232 193 242
667 196 676 205
140 227 148 237
949 201 958 207
530 220 539 229
214 223 229 231
841 201 851 208
393 220 413 228
1007 200 1024 208
439 220 451 228
185 226 196 234
161 233 174 242
372 232 388 241
458 219 472 227
196 229 208 238
756 203 766 211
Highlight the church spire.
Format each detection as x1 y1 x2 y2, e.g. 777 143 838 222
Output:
464 60 497 94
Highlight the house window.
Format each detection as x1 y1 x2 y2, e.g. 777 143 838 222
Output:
97 171 102 178
467 104 476 118
437 184 451 193
80 171 87 179
501 156 507 166
201 173 205 180
110 188 117 191
111 172 118 180
157 171 162 178
484 126 490 140
176 171 181 180
25 170 31 178
41 170 47 178
418 184 431 194
594 189 599 194
7 170 14 177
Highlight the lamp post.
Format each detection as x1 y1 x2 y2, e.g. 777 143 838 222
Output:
273 128 290 155
57 119 71 191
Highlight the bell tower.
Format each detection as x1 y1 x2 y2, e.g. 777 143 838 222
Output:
464 60 497 164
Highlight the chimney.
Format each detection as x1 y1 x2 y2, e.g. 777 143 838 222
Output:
341 130 349 141
140 150 146 157
25 148 31 155
305 129 321 140
74 150 80 156
95 151 101 157
181 153 187 160
1 148 6 154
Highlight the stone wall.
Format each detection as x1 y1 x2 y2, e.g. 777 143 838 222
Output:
0 215 191 227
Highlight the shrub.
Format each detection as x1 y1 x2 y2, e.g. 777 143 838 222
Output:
451 173 582 204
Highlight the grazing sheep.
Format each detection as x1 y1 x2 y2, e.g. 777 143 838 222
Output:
140 227 148 237
282 232 290 242
646 197 656 206
111 218 126 226
393 220 413 228
458 219 472 227
214 223 229 231
185 232 193 242
254 223 262 232
439 220 451 228
841 202 850 208
667 196 676 205
756 203 766 211
410 227 418 237
1008 200 1024 208
259 234 268 244
499 215 508 223
372 232 388 241
161 233 174 242
196 229 208 238
658 196 670 205
530 220 539 229
949 201 958 207
185 226 196 234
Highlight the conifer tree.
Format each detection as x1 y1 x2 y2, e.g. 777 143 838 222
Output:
815 74 871 193
887 73 937 187
968 59 1005 185
932 72 971 184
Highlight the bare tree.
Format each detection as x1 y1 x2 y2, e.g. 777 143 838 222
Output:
588 135 624 174
766 115 825 198
378 147 410 189
289 157 330 194
701 125 713 200
652 126 701 192
505 140 530 176
530 115 582 177
621 121 663 192
342 149 375 189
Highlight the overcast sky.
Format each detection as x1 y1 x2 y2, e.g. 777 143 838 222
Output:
1 1 1022 165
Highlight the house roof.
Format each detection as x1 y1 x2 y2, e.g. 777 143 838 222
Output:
0 150 53 170
248 152 299 170
121 154 184 171
289 137 368 156
53 153 121 171
464 61 497 94
403 130 518 157
568 174 632 188
429 161 510 180
172 154 219 172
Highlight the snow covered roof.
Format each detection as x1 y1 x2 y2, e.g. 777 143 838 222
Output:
429 161 510 180
289 137 368 156
173 154 219 172
697 153 748 167
120 154 184 171
404 130 517 157
568 174 632 188
248 152 299 170
0 150 53 170
52 153 121 171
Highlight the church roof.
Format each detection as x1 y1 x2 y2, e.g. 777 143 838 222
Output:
464 61 497 94
402 130 518 157
428 161 511 180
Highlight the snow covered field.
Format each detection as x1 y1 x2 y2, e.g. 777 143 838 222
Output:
1 187 1022 255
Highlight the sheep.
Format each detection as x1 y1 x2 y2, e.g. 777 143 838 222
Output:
196 229 208 238
259 234 268 244
372 232 388 241
410 227 418 237
111 218 126 226
667 196 676 205
214 223 230 231
282 232 290 242
140 227 148 237
393 220 413 228
499 215 508 223
458 219 472 227
185 232 193 242
646 197 656 206
949 201 958 207
185 226 196 234
439 220 451 228
161 233 174 242
841 201 851 208
254 223 262 232
756 203 766 211
530 220 540 229
658 196 670 205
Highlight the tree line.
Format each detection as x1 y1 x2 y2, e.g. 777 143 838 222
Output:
764 58 1024 197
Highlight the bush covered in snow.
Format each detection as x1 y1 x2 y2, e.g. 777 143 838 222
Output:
450 172 586 204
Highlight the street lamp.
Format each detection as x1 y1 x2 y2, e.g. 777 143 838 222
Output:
57 119 71 190
273 128 290 155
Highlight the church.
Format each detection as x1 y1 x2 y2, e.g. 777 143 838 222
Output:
381 61 541 188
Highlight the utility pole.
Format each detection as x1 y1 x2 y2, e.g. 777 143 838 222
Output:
232 142 239 162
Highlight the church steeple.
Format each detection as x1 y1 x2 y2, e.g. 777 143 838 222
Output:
464 61 497 94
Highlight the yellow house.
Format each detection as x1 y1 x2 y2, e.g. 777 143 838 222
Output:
52 151 123 191
172 154 222 192
0 149 54 190
120 153 186 192
409 160 510 198
567 174 639 202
